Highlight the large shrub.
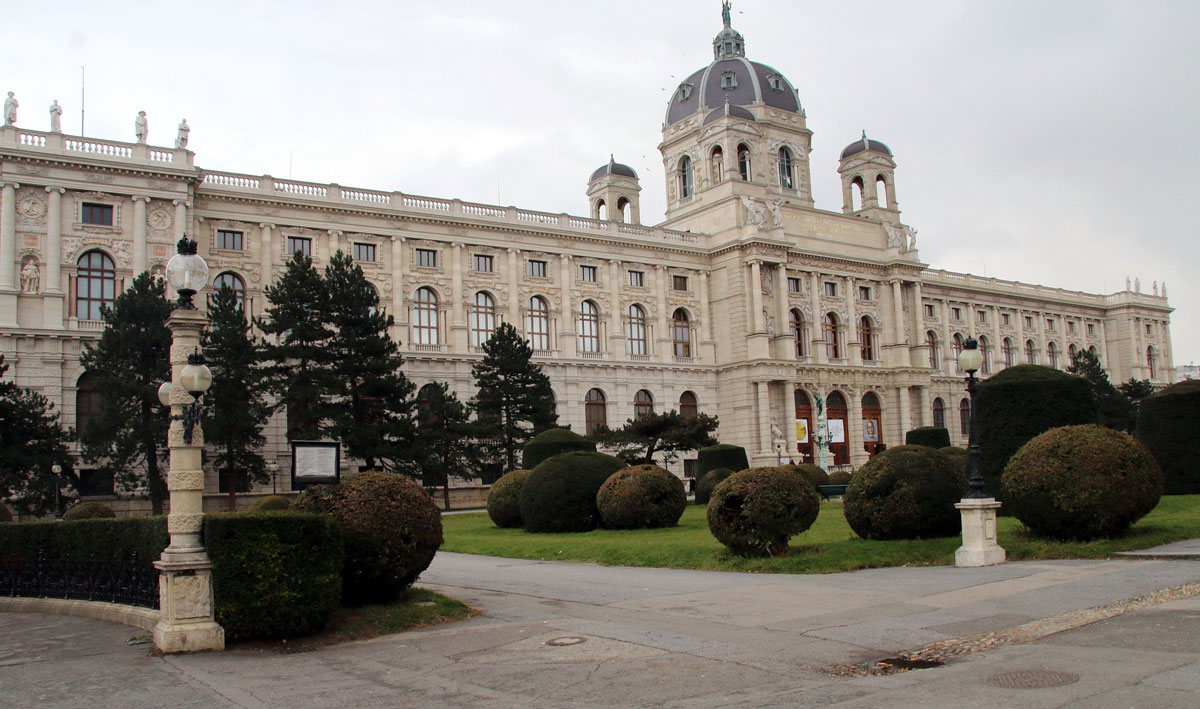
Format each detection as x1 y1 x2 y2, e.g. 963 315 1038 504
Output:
1136 380 1200 494
206 512 342 642
939 446 969 478
976 365 1096 504
596 465 686 529
1003 424 1163 540
828 470 852 486
519 451 625 533
250 495 293 513
61 501 116 520
707 466 820 557
905 427 951 448
522 428 595 469
843 445 967 540
695 467 735 505
779 463 829 490
696 444 749 477
294 472 442 605
487 469 531 528
0 505 11 523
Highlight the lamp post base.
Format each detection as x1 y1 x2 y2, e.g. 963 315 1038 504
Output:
955 497 1006 568
152 557 225 653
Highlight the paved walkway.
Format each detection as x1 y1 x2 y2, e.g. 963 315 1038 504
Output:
3 547 1200 707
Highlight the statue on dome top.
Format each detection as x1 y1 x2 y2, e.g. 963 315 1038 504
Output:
722 1 732 28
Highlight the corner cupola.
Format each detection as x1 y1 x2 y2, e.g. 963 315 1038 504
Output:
838 130 901 223
587 155 642 224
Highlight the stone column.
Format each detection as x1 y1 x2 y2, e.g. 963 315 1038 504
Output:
328 230 342 258
391 236 406 341
756 380 773 456
0 182 18 327
775 263 791 358
897 385 911 444
172 200 189 240
131 196 149 276
911 281 924 350
258 223 275 281
940 299 952 373
845 276 859 365
608 259 624 355
1037 311 1047 366
43 187 65 327
890 280 904 345
450 243 466 350
809 271 825 364
991 306 1002 371
748 260 764 334
558 253 575 353
698 270 713 361
655 265 669 359
507 248 520 329
917 385 931 428
154 306 224 653
1017 309 1028 361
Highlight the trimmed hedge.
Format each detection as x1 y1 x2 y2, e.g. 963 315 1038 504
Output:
779 463 829 490
294 472 443 606
1003 424 1163 540
0 516 167 563
206 512 343 642
695 467 735 505
519 451 625 533
939 446 970 478
250 495 293 513
696 444 749 477
62 502 116 520
843 445 967 540
0 505 11 523
706 466 820 557
905 427 951 449
828 470 852 486
596 465 687 529
487 469 532 528
976 365 1096 504
1136 379 1200 494
522 428 595 469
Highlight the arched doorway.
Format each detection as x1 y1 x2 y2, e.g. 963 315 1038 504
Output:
862 391 883 458
794 389 813 464
826 391 849 465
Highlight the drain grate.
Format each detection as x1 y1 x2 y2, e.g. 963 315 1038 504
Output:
546 636 587 647
984 670 1080 689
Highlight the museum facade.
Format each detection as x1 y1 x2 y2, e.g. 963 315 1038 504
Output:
0 12 1175 496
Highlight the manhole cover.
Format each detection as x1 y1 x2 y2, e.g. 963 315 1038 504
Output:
984 670 1080 689
546 636 587 647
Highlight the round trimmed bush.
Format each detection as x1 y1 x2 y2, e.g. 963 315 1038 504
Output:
487 469 531 528
294 472 442 606
250 495 292 513
939 446 969 479
697 444 749 477
522 428 595 469
519 451 625 533
828 470 852 486
62 502 115 520
596 465 686 529
976 365 1096 505
1003 424 1163 540
707 466 820 557
905 426 951 448
779 463 829 490
0 505 11 523
843 445 967 540
1136 379 1200 494
695 467 736 505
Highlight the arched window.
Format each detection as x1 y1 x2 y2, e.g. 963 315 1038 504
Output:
413 287 439 345
1002 337 1015 368
634 389 654 418
1068 343 1078 365
824 313 840 359
416 383 441 425
1047 341 1060 369
737 143 751 181
778 147 794 189
578 300 600 353
626 304 648 356
932 397 946 429
525 296 551 351
926 331 940 370
671 308 691 358
851 176 865 211
616 197 630 222
469 292 496 347
75 371 102 438
790 309 805 357
710 145 724 184
876 175 888 208
678 156 693 198
1148 346 1157 379
1088 345 1098 360
859 316 875 361
212 271 246 310
794 389 813 463
862 391 883 458
75 250 116 321
680 391 698 418
1025 339 1038 364
585 388 607 435
979 335 992 375
959 398 971 436
952 333 964 373
595 199 607 220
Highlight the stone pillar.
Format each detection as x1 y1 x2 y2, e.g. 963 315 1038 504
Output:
507 248 520 329
775 263 791 358
955 498 1006 567
173 200 189 240
558 253 575 353
809 271 825 364
890 280 904 345
748 260 764 334
154 306 224 653
258 223 275 282
0 182 18 327
43 187 65 327
911 281 924 350
845 276 859 365
897 385 911 444
1036 311 1047 366
991 306 1002 372
756 380 773 456
917 385 931 428
450 243 466 350
328 230 342 258
391 236 406 341
655 265 669 360
940 299 952 373
608 259 624 355
698 270 713 361
131 196 149 276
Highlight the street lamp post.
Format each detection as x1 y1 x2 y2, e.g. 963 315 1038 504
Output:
268 460 279 494
953 336 1006 567
152 235 225 653
50 462 62 520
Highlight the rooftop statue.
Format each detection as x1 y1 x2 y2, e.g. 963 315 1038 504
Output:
4 92 17 126
49 100 62 132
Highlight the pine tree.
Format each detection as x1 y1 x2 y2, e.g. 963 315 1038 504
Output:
202 284 271 510
471 322 558 471
415 381 485 509
324 251 419 472
592 410 720 466
78 271 173 514
0 354 75 516
1067 348 1135 432
257 252 335 441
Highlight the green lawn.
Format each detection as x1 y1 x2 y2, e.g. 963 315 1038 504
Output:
441 495 1200 574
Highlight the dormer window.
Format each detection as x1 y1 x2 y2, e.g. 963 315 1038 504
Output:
721 71 738 90
676 82 693 102
767 74 784 92
725 41 733 55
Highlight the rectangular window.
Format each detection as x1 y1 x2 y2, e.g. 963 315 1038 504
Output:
1146 323 1153 335
858 286 871 301
1047 318 1056 331
787 277 801 294
824 282 837 297
415 248 437 268
81 203 114 226
353 243 376 262
628 270 644 287
287 236 311 257
951 307 962 321
579 265 597 282
528 259 547 278
1002 313 1011 326
673 275 689 291
683 459 697 478
216 229 243 251
924 303 935 318
977 310 987 323
1067 321 1076 334
1087 323 1096 336
1025 316 1034 329
473 254 493 272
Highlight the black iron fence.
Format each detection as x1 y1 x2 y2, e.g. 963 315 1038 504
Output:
1 552 159 609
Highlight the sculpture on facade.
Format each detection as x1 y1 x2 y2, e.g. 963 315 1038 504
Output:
4 92 17 126
767 198 784 227
884 222 903 248
740 195 767 227
770 421 784 445
135 111 148 144
903 225 918 250
722 0 732 27
763 307 775 335
20 260 39 294
175 119 190 149
49 100 62 132
1126 276 1132 291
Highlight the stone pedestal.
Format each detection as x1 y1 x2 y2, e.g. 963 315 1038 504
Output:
955 497 1006 567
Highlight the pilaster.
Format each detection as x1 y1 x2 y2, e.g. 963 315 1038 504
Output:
0 182 18 326
131 196 150 276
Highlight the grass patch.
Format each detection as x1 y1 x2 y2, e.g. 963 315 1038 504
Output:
441 495 1200 574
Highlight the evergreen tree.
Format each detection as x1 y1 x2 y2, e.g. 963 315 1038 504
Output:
0 354 75 516
471 322 558 471
592 410 720 465
78 272 173 514
257 252 334 441
415 381 485 509
324 251 419 472
1067 348 1135 432
202 284 271 510
1119 377 1156 426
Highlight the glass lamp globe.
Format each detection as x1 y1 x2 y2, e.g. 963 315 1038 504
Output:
959 337 985 374
180 361 213 396
157 380 173 407
165 237 209 307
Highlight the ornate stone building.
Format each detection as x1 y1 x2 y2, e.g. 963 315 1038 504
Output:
0 11 1174 497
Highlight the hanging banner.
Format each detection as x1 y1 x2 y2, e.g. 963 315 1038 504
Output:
863 418 880 442
828 418 845 443
795 418 809 444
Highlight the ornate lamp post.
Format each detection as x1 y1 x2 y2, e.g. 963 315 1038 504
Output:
953 336 1006 567
268 460 279 495
50 462 62 519
152 235 224 653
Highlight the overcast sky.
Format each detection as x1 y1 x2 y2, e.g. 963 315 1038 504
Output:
9 0 1200 367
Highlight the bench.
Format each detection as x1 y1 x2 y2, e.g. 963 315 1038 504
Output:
817 484 849 501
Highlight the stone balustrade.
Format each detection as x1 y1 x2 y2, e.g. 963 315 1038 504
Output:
1 125 194 167
921 268 1169 307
